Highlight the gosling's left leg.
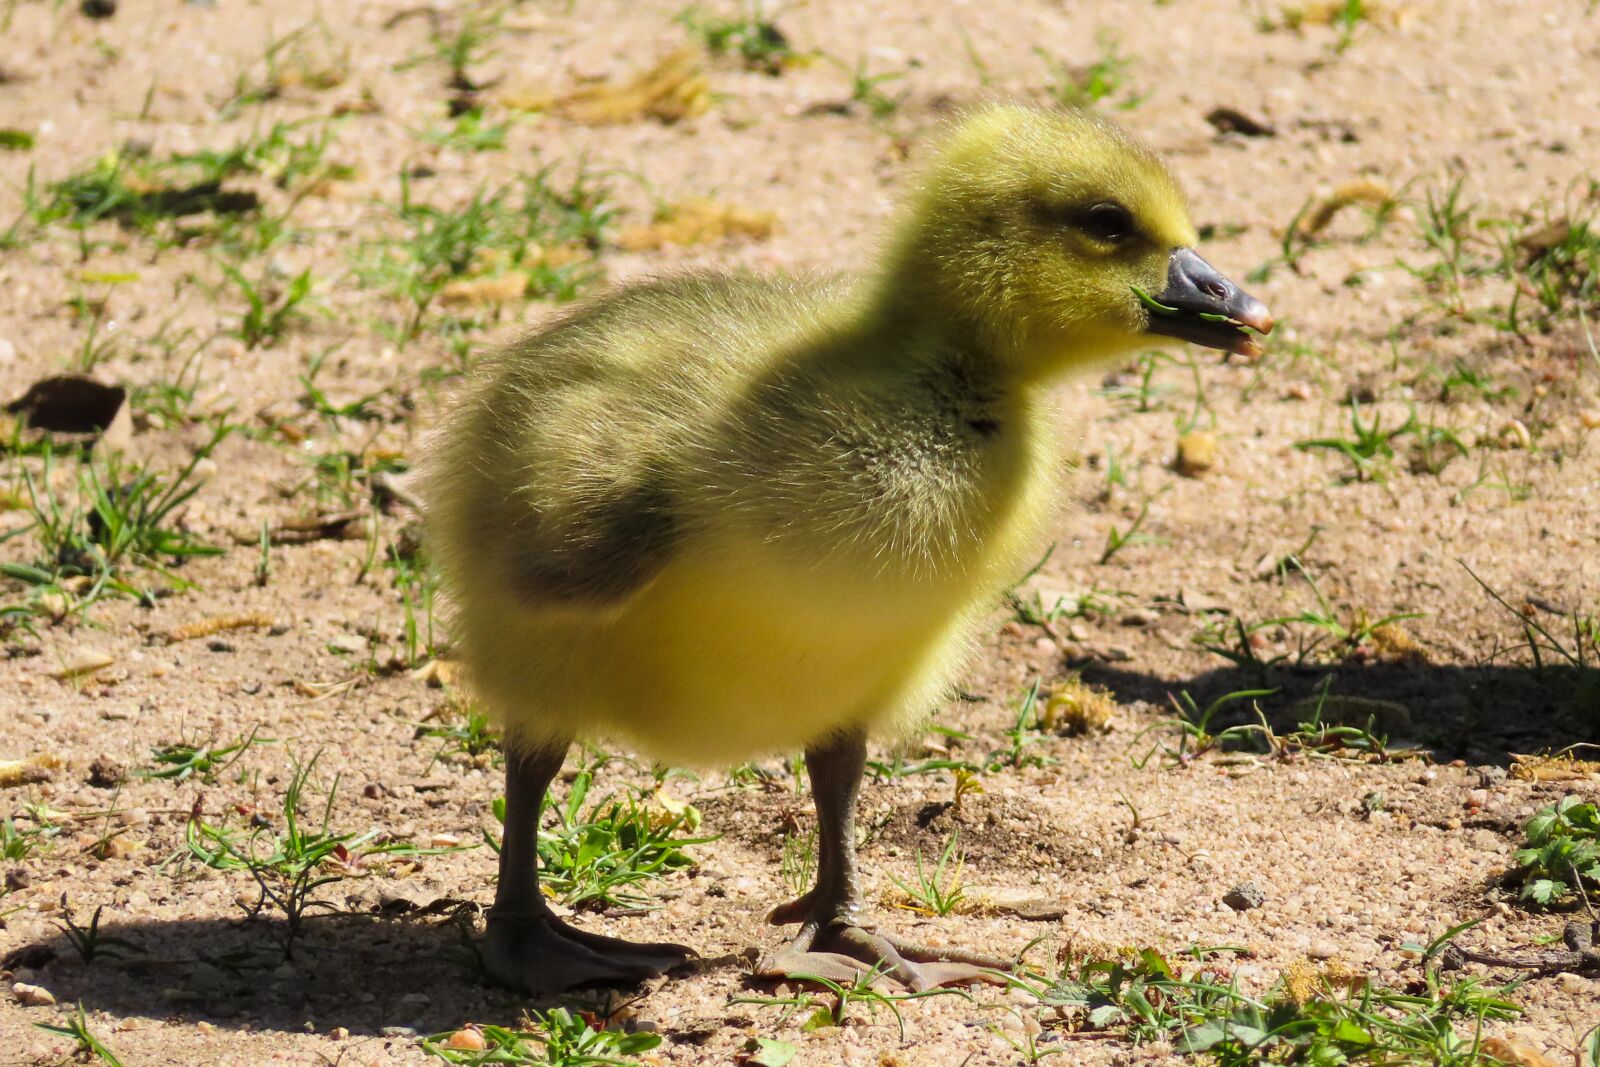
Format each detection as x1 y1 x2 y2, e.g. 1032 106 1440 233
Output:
482 740 694 994
756 728 1012 991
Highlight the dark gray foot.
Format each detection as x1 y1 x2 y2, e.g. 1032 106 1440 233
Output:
482 910 694 995
758 898 1011 992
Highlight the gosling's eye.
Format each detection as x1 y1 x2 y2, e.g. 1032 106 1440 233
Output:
1080 202 1133 243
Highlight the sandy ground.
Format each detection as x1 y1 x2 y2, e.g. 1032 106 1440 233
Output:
1 0 1599 1064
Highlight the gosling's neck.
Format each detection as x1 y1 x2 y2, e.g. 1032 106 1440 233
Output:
859 246 1116 390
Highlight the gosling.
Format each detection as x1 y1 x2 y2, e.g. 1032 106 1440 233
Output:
422 104 1272 994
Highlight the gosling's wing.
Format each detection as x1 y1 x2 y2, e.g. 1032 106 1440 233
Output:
502 476 680 607
429 272 848 612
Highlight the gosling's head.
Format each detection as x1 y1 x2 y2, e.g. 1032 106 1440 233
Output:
884 105 1272 379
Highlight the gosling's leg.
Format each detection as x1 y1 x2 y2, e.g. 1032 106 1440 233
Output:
482 740 694 994
757 729 1012 992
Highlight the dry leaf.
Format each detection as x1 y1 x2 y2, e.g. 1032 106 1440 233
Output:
0 754 62 788
237 511 367 545
616 198 777 252
1508 752 1600 782
1284 959 1368 1005
646 790 701 832
439 273 528 305
1481 1037 1559 1067
1298 0 1401 25
1040 678 1117 735
1369 622 1427 662
293 678 357 700
546 49 712 125
965 890 1070 921
1298 179 1394 237
1205 107 1276 137
169 613 276 642
410 659 461 687
50 649 116 679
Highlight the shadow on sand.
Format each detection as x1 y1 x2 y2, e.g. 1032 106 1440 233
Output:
6 908 731 1039
4 660 1593 1038
1080 658 1597 763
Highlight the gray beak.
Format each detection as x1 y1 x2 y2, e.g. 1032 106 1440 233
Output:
1142 248 1274 357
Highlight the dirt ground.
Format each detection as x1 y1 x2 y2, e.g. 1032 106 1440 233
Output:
2 0 1599 1064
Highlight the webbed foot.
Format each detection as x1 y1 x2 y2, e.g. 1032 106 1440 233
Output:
757 898 1011 992
482 910 694 995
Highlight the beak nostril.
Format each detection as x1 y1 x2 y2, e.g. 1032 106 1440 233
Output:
1200 280 1228 300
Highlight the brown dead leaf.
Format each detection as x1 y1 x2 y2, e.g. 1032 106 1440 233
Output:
168 613 277 642
237 511 367 545
1283 959 1368 1005
965 890 1070 921
0 754 62 788
1040 678 1117 735
1509 752 1600 782
1369 622 1428 662
880 884 980 916
293 678 358 700
616 198 778 252
410 659 461 688
538 49 712 126
1205 107 1276 137
1481 1037 1560 1067
1298 0 1406 26
438 273 528 305
1298 178 1394 237
1516 220 1571 263
50 649 116 679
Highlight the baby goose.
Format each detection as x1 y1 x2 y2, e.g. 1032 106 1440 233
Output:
423 104 1271 995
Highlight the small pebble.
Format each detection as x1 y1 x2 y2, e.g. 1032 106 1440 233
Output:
444 1028 486 1051
1464 789 1489 809
1174 430 1217 477
1222 882 1265 911
329 1027 350 1040
1307 940 1339 960
1557 972 1593 996
13 982 56 1006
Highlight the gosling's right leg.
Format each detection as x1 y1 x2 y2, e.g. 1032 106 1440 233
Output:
482 740 694 994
